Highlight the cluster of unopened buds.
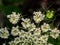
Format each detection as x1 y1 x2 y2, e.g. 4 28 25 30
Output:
0 11 60 45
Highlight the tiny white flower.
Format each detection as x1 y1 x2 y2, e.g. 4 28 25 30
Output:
28 23 36 32
7 12 20 24
21 22 30 29
32 36 39 43
11 26 20 36
33 11 45 23
33 28 41 36
19 30 26 38
41 23 51 32
9 41 16 45
50 28 60 39
0 27 9 39
14 37 20 44
21 18 30 22
39 35 49 43
19 37 26 42
21 18 31 29
25 32 32 38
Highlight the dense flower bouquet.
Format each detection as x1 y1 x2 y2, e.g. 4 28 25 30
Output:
0 11 60 45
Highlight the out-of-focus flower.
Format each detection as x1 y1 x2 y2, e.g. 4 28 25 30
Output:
3 43 6 45
11 26 20 36
39 35 49 43
0 27 9 39
41 23 51 32
33 11 45 23
33 28 41 36
7 12 20 24
50 28 60 39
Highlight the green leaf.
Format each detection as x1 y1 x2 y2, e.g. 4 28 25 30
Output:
56 36 60 45
48 36 55 45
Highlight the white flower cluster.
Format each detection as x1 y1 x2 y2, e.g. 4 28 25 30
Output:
21 18 36 32
7 12 20 24
9 30 50 45
0 11 60 45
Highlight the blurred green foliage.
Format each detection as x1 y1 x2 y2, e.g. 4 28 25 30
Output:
0 0 24 15
4 5 22 15
3 0 24 3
